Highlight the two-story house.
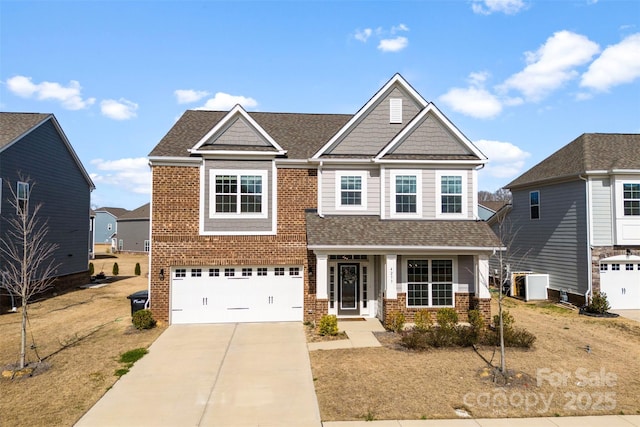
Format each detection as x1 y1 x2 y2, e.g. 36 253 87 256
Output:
93 206 128 247
490 133 640 310
148 74 502 325
116 203 150 253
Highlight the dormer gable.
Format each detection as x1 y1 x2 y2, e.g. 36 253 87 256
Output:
190 105 286 157
312 74 427 158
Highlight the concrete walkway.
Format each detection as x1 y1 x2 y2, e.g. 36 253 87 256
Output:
75 323 321 427
322 415 640 426
308 318 386 351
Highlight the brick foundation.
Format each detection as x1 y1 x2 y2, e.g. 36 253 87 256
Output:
382 293 491 326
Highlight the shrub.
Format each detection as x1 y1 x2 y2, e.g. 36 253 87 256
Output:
400 328 430 350
318 314 339 336
112 262 119 276
385 311 405 332
487 310 536 348
436 308 459 329
586 292 610 314
414 309 433 331
132 309 156 330
467 309 486 344
89 262 94 275
493 310 514 329
134 262 141 276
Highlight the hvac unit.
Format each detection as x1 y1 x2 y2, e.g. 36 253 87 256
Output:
510 272 549 301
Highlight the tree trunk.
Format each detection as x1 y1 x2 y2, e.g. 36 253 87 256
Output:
20 297 27 369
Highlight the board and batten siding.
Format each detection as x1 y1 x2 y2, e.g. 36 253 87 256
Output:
590 177 613 246
0 119 92 277
321 168 380 215
502 180 589 296
202 159 274 233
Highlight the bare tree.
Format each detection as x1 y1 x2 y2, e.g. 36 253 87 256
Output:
0 177 59 369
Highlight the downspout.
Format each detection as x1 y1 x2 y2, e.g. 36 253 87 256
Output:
579 174 592 303
317 160 324 218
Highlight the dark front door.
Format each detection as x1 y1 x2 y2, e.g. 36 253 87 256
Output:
338 263 359 315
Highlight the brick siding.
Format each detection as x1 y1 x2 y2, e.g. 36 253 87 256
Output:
382 292 491 326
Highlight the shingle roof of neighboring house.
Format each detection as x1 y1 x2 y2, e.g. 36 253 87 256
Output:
149 110 353 160
95 207 130 218
508 133 640 189
118 203 150 220
479 201 507 213
306 213 503 249
0 112 51 149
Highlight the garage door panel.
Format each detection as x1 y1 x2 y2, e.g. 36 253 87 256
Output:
600 267 640 310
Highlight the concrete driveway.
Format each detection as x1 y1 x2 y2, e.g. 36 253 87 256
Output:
75 323 321 427
611 309 640 322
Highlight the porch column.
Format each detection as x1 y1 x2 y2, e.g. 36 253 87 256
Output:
385 254 397 299
477 254 491 299
316 254 328 299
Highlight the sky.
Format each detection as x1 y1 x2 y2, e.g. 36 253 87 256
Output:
1 0 639 210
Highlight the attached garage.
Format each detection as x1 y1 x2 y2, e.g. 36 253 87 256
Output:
170 266 304 324
599 255 640 310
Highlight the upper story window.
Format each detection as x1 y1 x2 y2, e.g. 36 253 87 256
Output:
623 183 640 216
530 191 540 220
391 170 422 217
336 171 367 210
209 170 268 218
17 181 29 213
436 171 466 217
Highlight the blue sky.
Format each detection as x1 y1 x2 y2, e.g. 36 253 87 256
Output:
1 0 639 210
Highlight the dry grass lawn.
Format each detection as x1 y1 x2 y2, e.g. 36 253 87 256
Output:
310 297 640 421
0 248 165 427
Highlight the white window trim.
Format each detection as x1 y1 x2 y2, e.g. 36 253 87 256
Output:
390 170 422 218
209 169 268 219
335 171 368 211
404 257 457 308
17 181 29 214
435 171 467 218
616 179 640 218
530 190 541 220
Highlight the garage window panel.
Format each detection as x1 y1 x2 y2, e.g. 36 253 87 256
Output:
191 269 202 277
612 264 620 271
274 267 285 276
209 268 220 277
257 268 267 276
626 264 634 271
600 264 608 271
225 268 235 277
242 268 252 277
175 269 186 278
289 267 300 276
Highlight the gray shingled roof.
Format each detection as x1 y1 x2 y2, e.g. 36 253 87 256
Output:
149 110 352 160
118 203 150 220
306 213 502 248
95 207 130 218
508 133 640 189
0 112 51 149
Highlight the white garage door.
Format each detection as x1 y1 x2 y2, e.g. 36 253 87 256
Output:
599 260 640 310
170 266 304 324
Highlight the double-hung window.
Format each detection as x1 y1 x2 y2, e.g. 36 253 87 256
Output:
210 170 267 217
336 171 367 210
623 183 640 216
436 171 466 217
530 191 540 220
407 259 454 307
391 170 421 217
17 181 29 213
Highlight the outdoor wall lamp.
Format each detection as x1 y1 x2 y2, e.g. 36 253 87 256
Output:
159 269 165 280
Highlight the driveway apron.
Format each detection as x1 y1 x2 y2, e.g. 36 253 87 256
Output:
75 323 321 427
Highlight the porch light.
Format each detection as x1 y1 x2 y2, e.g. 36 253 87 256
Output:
159 269 165 280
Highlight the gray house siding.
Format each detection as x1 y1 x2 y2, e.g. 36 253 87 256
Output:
321 168 381 215
203 116 272 147
118 219 150 252
203 159 273 233
590 177 613 246
0 119 91 277
500 180 589 297
94 211 117 243
389 114 473 156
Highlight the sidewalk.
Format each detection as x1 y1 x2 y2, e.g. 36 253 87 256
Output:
308 318 385 351
322 415 640 426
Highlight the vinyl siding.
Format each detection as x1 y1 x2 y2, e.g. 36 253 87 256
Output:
498 180 589 296
203 159 273 233
0 119 92 277
389 114 473 155
590 177 613 245
117 219 150 252
321 168 380 215
203 116 272 147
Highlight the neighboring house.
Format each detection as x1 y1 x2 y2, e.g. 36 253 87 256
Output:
89 209 96 259
148 74 502 325
116 203 150 253
490 133 640 309
0 112 95 309
93 207 128 245
478 201 507 221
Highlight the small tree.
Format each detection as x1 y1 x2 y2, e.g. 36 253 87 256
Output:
112 262 119 276
89 262 95 276
0 178 59 369
134 262 141 276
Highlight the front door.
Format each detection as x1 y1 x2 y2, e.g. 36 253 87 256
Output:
338 263 359 315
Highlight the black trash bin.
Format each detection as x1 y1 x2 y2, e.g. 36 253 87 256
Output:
127 290 149 316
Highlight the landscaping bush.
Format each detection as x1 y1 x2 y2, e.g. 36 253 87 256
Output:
385 311 405 332
134 262 141 276
413 309 432 331
436 307 459 329
488 310 536 348
400 328 430 350
112 262 119 276
132 309 156 330
466 309 486 345
585 291 610 314
89 262 94 275
318 314 339 336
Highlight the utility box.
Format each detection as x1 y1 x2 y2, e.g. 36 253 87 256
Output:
510 272 549 301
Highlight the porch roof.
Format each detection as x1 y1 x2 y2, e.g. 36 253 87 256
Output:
306 212 503 251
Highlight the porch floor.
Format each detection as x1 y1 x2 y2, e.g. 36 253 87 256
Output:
308 318 385 351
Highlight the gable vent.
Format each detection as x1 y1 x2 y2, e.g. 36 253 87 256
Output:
390 98 402 124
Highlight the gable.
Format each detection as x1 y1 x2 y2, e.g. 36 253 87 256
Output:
386 113 473 156
201 115 274 149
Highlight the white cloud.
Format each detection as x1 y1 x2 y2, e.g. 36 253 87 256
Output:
475 139 531 178
391 24 409 33
6 75 95 110
378 36 408 53
438 71 502 119
498 31 600 102
90 157 150 195
196 92 258 110
174 89 210 104
580 33 640 92
100 98 138 120
472 0 526 15
354 28 372 42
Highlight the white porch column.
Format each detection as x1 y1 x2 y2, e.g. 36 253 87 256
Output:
477 254 491 299
385 254 397 299
316 254 328 299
